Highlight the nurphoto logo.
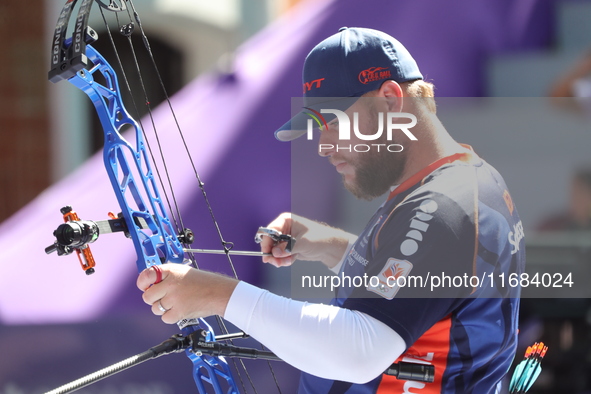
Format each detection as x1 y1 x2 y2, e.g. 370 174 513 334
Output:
304 108 418 153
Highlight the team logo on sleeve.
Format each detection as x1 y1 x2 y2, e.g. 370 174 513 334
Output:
508 220 524 255
400 199 437 257
367 258 413 299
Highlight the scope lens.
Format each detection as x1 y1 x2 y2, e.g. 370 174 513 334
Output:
55 224 76 245
54 221 98 247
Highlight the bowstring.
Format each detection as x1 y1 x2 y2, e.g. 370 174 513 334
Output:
98 7 246 392
103 1 282 392
97 6 187 263
112 4 257 391
100 7 254 392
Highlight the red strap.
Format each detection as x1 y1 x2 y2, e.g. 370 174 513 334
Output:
387 149 475 201
151 265 163 284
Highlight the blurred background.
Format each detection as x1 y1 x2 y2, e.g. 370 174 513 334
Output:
2 0 591 392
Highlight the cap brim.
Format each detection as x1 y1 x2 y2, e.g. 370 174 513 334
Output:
274 97 360 142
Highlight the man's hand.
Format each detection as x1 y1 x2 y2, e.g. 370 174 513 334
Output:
261 212 357 269
136 264 239 324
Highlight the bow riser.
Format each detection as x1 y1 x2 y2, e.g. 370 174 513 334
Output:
68 44 184 270
183 319 238 393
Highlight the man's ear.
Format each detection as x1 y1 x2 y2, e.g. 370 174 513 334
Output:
379 80 403 112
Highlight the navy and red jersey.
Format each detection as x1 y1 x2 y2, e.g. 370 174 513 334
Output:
299 148 525 393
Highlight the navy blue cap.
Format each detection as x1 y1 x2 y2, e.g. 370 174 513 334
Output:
275 27 423 141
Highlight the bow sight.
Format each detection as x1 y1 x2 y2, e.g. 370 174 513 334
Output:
45 205 192 274
44 205 294 273
45 206 99 275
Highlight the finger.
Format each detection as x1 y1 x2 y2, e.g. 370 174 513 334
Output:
161 310 180 325
259 214 293 254
136 265 169 291
259 235 276 254
262 241 292 261
272 244 291 257
142 280 168 306
150 300 179 325
263 254 295 268
151 299 170 316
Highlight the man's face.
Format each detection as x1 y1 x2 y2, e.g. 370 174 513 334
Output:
318 98 409 200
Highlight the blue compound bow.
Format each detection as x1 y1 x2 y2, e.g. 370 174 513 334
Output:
45 1 281 392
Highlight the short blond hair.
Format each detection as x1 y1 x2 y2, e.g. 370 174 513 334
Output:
363 79 437 113
403 79 436 113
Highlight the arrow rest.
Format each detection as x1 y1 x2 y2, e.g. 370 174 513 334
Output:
177 228 195 245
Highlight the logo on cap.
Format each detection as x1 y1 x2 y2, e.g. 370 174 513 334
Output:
304 108 328 132
303 78 326 93
358 67 391 85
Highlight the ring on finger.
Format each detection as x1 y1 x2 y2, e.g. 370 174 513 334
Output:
158 300 169 313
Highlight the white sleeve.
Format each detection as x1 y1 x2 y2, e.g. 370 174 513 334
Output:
224 281 406 384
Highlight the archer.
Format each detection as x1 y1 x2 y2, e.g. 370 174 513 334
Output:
137 27 524 393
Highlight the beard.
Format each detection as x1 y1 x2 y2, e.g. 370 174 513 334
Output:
340 103 408 200
342 144 407 200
